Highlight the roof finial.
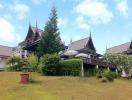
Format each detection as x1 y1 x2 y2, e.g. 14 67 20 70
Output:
28 16 31 27
70 38 72 44
29 20 31 27
89 30 92 38
105 45 108 53
36 20 38 28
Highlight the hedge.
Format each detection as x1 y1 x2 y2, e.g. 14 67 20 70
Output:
59 59 82 76
39 53 60 75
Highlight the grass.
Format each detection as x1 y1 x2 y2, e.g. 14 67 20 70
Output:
0 72 132 100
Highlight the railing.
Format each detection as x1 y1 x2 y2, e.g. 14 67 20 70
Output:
83 58 115 68
21 37 39 49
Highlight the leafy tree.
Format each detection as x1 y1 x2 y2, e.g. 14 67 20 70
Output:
26 53 38 71
6 56 22 71
37 6 64 57
103 53 132 72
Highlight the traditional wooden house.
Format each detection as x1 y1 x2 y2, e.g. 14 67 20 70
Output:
67 35 100 59
106 41 132 54
19 24 43 57
20 24 65 58
65 35 116 73
19 24 64 57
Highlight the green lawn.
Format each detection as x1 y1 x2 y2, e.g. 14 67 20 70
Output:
0 72 132 100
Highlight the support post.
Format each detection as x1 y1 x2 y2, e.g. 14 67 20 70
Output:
96 65 99 69
81 61 84 77
107 67 110 71
115 69 118 74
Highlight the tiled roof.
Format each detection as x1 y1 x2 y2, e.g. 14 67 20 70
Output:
106 42 131 53
0 45 13 57
67 37 89 51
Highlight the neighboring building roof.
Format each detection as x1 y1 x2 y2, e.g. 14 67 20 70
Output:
106 42 131 53
67 37 89 51
0 45 13 57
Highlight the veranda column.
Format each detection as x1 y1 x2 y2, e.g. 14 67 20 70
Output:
115 69 118 74
107 67 110 71
81 60 84 77
96 65 99 69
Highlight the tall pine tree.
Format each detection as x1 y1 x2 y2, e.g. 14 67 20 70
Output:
37 6 64 57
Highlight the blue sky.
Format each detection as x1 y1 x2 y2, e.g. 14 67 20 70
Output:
0 0 132 54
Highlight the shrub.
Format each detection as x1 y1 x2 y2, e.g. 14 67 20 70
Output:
38 53 60 75
6 56 22 71
84 69 99 77
102 70 118 82
26 53 38 72
59 59 82 76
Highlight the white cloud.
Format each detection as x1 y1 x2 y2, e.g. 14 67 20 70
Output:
0 18 22 43
31 0 46 5
3 13 12 19
76 16 90 30
0 4 4 9
75 0 113 24
58 18 67 28
13 4 30 20
115 0 128 17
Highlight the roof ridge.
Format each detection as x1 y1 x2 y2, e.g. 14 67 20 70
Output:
71 37 89 44
107 42 131 50
0 45 13 48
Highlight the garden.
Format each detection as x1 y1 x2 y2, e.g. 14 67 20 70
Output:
1 5 132 100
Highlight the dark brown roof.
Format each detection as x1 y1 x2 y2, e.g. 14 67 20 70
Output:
31 26 43 36
0 45 13 57
106 42 131 53
67 37 89 51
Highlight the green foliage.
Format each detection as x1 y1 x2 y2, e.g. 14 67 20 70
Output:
26 53 38 71
38 53 60 75
37 6 64 57
6 56 22 71
84 69 99 77
102 70 118 82
59 59 82 76
38 55 82 76
103 53 132 72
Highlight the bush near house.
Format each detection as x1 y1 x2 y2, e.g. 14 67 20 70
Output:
59 59 82 76
84 69 99 77
38 53 82 76
26 53 39 72
38 53 60 75
102 70 118 82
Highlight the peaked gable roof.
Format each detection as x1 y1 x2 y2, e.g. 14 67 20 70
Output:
25 25 43 40
86 36 96 51
106 42 131 53
67 36 96 51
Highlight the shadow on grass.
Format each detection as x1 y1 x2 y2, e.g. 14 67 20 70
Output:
29 80 43 84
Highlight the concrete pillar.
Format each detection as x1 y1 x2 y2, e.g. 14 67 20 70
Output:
107 67 110 71
115 69 118 74
96 65 99 69
81 62 84 77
